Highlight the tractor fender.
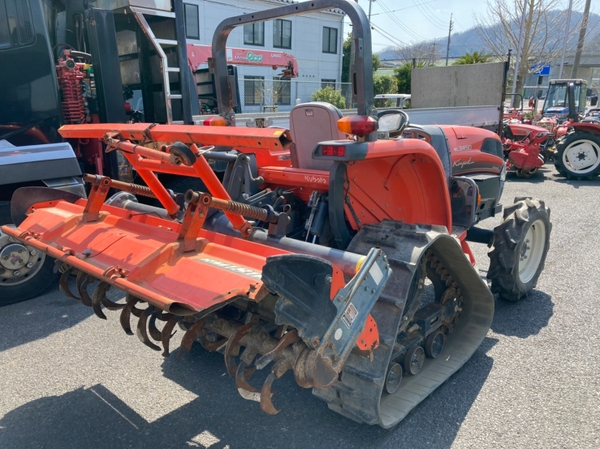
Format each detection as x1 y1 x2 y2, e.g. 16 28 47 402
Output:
329 139 452 246
568 122 600 135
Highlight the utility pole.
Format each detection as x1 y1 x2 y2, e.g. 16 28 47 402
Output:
368 0 373 23
572 0 591 79
445 14 453 66
558 0 573 79
511 0 528 107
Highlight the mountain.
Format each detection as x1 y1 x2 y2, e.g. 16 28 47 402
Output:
377 9 600 63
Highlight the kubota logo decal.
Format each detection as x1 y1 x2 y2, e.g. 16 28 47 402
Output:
304 175 328 184
452 158 475 169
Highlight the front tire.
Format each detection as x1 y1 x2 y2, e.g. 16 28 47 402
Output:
487 198 551 301
555 132 600 180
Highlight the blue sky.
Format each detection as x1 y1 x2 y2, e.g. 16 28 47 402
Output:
352 0 596 51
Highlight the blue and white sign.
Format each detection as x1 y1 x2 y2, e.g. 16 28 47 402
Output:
531 63 551 76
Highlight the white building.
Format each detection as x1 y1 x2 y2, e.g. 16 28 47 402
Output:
182 0 345 112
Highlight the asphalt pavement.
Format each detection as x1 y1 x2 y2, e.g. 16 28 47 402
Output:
0 165 598 449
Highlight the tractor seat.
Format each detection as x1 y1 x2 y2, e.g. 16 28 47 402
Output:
289 102 345 171
404 125 452 184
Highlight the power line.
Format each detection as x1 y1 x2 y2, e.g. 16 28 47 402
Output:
369 0 438 17
413 0 448 29
377 0 428 42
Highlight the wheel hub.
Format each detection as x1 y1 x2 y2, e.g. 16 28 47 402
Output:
0 233 46 285
564 139 600 173
518 220 547 284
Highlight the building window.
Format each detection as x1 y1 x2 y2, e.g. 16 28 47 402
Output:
244 22 265 46
273 77 291 105
0 0 34 49
321 79 336 89
273 19 291 49
244 76 264 105
322 26 338 54
184 3 199 39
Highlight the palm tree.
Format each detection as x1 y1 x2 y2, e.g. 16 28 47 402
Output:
453 51 491 65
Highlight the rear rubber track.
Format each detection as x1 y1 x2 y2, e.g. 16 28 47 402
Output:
313 221 494 428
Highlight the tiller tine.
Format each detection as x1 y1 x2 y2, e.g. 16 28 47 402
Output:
199 335 228 352
255 329 299 370
178 319 206 359
120 294 143 335
148 311 171 342
224 323 254 376
76 272 94 307
161 315 181 357
235 360 260 394
136 305 161 351
91 282 111 320
260 373 279 415
59 267 81 302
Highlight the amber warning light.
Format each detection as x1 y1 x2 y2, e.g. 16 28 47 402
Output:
337 115 378 136
202 116 229 126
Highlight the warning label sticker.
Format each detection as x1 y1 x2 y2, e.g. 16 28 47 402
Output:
341 303 358 328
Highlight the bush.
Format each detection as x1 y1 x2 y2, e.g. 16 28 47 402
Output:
373 74 398 97
311 86 346 109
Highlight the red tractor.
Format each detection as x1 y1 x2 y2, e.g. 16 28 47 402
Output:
549 81 600 179
1 0 551 429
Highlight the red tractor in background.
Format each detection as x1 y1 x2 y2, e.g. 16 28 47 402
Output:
547 80 600 179
2 0 551 429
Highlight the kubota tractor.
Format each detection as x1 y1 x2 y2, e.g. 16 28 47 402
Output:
1 0 551 428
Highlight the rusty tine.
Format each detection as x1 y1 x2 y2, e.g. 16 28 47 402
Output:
100 287 125 311
255 329 299 370
120 294 141 335
91 282 111 319
199 336 228 352
136 305 161 351
260 373 280 415
149 311 170 342
59 267 81 301
178 319 206 359
161 315 181 357
235 360 259 393
224 323 254 377
76 272 94 307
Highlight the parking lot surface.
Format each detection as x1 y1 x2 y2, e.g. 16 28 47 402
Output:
1 166 599 449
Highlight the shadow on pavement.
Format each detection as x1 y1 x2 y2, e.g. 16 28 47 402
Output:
0 337 497 449
553 177 600 188
0 286 94 352
491 290 553 338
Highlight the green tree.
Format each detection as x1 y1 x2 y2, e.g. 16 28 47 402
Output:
311 86 346 109
342 33 381 83
373 75 398 96
453 50 491 65
393 62 413 94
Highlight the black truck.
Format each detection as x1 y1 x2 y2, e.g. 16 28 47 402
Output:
0 0 198 304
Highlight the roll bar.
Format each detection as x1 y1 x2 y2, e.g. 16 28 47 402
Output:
211 0 373 118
